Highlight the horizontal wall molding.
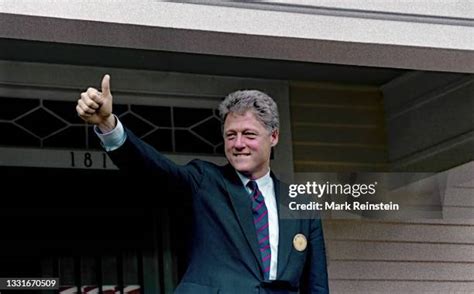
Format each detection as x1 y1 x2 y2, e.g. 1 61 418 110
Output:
1 1 473 73
183 0 474 27
0 60 286 100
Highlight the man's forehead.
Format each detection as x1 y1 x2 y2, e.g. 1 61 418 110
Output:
224 111 262 126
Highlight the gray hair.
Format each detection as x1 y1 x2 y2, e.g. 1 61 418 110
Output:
218 90 280 132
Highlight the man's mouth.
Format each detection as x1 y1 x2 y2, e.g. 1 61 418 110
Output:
234 153 250 157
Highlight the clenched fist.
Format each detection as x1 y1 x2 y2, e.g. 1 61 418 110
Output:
76 74 115 132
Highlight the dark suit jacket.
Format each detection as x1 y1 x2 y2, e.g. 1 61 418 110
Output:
108 129 329 294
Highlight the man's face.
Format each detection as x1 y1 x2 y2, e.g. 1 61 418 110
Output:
223 111 279 179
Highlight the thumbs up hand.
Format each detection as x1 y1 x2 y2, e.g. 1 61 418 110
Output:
76 74 115 131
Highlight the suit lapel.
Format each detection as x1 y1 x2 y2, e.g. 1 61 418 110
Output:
272 174 298 278
222 165 263 276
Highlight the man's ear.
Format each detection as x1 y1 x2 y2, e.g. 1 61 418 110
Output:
270 129 279 147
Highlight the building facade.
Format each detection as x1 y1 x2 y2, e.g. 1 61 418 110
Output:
0 1 473 293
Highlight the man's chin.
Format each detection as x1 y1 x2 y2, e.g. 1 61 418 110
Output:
232 165 251 176
234 166 248 172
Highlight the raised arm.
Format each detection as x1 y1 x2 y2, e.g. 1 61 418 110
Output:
75 74 204 194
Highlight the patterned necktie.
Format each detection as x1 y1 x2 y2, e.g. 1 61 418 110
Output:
247 180 271 280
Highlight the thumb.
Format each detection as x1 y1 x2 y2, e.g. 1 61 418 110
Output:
101 74 111 97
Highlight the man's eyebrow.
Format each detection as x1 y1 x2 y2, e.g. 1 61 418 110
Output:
225 127 259 132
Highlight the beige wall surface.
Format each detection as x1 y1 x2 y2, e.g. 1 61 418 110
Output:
290 79 473 293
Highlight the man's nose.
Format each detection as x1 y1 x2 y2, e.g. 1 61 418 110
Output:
234 134 245 148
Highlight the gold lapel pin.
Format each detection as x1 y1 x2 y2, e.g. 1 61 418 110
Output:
293 233 307 252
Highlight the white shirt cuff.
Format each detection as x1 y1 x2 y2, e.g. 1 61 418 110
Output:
94 115 127 151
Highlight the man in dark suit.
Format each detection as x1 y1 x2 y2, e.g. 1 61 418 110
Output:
76 74 329 293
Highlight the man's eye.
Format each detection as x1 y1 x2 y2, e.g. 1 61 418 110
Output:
245 133 257 138
226 134 236 139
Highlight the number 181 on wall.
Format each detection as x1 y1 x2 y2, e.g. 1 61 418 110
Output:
70 151 116 169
